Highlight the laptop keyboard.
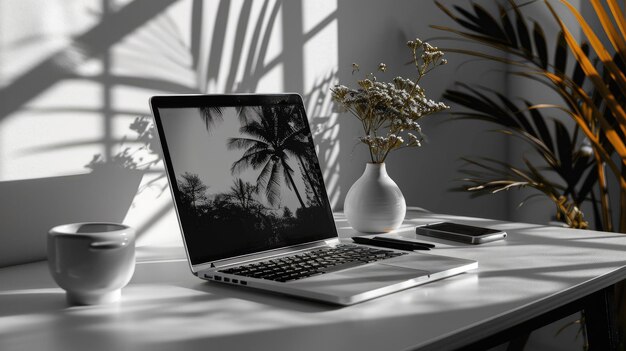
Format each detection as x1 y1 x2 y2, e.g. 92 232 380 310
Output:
218 244 407 283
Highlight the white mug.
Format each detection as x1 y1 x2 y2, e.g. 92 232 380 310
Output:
47 223 136 305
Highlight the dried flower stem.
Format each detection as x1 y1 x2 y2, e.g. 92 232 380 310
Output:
331 38 449 163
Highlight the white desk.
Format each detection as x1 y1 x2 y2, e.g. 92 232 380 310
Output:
2 210 626 350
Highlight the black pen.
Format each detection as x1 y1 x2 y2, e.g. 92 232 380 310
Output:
372 236 435 249
352 236 430 251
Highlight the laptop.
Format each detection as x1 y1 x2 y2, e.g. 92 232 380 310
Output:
150 94 477 305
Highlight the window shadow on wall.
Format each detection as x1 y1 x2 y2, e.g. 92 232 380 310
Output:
0 0 340 266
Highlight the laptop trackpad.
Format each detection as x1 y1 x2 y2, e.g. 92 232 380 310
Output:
382 253 475 273
289 264 429 295
334 263 428 281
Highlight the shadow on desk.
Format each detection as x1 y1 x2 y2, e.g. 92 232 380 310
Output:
0 255 604 351
0 289 67 316
190 282 344 313
131 259 341 313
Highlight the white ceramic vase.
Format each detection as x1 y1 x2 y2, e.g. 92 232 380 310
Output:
344 163 406 233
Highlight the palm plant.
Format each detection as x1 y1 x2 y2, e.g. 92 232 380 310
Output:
447 83 593 229
227 106 309 208
434 0 626 233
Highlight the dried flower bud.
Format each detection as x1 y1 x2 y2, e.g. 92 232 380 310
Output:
330 36 448 163
352 63 360 74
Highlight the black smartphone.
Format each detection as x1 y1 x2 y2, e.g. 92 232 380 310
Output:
415 222 507 244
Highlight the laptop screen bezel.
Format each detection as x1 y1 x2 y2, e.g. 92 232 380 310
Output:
150 94 339 268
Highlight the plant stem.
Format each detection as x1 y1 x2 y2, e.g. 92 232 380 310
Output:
380 146 392 163
580 310 589 351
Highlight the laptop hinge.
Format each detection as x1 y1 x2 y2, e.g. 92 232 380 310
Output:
194 238 340 272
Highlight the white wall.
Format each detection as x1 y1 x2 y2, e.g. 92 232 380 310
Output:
335 0 509 221
0 0 509 266
0 0 341 265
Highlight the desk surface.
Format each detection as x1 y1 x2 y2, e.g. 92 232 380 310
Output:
2 211 626 351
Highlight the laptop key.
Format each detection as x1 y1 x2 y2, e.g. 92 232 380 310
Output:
217 245 408 282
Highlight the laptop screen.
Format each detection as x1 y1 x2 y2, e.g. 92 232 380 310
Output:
151 95 337 265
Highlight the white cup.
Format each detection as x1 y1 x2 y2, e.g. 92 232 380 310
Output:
47 223 136 305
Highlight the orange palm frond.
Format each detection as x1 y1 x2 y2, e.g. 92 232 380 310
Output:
547 2 626 141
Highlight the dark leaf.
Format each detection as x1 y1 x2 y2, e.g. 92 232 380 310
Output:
591 57 609 109
433 27 522 55
494 92 537 136
614 53 626 102
511 0 533 57
522 158 553 190
524 101 554 152
533 21 548 68
499 4 518 48
577 167 598 204
444 90 503 119
456 19 487 34
568 156 593 193
434 1 457 20
453 5 481 25
444 86 512 121
512 71 582 112
589 191 603 232
508 128 560 170
572 42 590 86
554 120 573 172
473 3 509 42
450 112 502 124
436 2 489 35
461 157 513 178
457 84 517 119
554 31 568 75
